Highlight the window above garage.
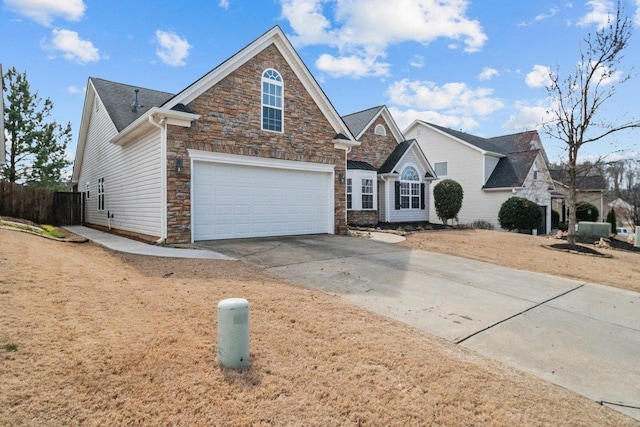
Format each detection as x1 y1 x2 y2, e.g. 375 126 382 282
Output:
262 69 283 133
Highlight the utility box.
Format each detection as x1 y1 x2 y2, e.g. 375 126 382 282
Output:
577 222 611 238
635 232 640 248
217 298 250 369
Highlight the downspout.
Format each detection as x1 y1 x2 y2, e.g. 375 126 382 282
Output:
149 114 168 244
379 175 389 222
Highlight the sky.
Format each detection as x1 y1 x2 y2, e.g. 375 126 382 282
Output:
2 0 640 169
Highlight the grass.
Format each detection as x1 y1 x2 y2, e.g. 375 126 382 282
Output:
0 218 67 239
4 343 17 352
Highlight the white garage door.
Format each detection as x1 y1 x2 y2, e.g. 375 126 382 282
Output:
192 159 334 240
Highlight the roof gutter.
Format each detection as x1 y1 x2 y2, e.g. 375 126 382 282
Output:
148 114 168 245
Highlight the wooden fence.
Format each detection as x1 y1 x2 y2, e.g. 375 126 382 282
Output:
0 180 83 225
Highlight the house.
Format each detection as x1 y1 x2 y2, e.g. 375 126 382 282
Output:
404 121 555 233
549 169 607 223
606 197 636 230
71 26 359 244
342 106 436 226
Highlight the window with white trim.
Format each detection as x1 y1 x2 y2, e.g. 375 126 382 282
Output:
346 178 352 210
374 124 386 136
86 182 90 199
261 69 283 132
97 177 105 211
533 161 538 180
400 166 420 209
434 162 447 176
362 178 374 209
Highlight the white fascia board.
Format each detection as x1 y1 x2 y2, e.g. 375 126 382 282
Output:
334 137 361 150
188 149 335 173
111 107 200 146
483 187 520 192
163 26 356 142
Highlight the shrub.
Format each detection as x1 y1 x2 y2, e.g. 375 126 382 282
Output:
498 197 542 232
551 209 560 229
606 209 617 235
469 220 494 230
575 202 599 222
433 179 463 225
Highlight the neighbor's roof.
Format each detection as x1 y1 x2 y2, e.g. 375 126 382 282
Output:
549 169 607 190
342 106 385 138
484 150 539 188
90 78 178 132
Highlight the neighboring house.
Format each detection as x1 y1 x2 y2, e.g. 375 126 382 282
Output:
342 106 436 225
549 170 607 222
71 26 359 244
404 121 555 233
606 197 636 230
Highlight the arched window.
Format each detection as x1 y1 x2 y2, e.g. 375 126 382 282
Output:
400 166 421 209
262 69 283 132
374 124 386 136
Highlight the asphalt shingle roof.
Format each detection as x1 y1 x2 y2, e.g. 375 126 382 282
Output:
90 78 176 132
341 106 384 138
549 169 607 190
347 160 377 171
484 150 539 188
378 140 412 174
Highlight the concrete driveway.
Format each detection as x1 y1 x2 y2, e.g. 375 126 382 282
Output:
199 234 640 421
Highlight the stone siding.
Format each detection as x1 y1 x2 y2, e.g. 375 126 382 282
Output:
164 44 346 244
347 115 399 169
347 210 379 226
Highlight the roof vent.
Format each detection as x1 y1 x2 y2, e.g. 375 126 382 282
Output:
131 89 144 113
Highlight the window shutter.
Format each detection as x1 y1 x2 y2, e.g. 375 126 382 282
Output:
420 183 426 210
394 181 400 210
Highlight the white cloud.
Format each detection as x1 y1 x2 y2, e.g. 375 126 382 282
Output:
577 0 615 28
66 85 85 95
635 0 640 27
525 65 552 88
316 52 390 78
154 30 192 67
280 0 487 78
409 55 425 69
43 29 100 64
386 79 504 116
389 106 480 132
219 0 230 9
589 60 623 85
478 67 499 81
502 100 551 132
4 0 85 26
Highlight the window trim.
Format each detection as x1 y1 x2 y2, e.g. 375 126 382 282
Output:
434 161 448 177
361 178 374 210
261 68 283 133
346 178 353 210
346 170 377 211
374 124 386 136
97 177 105 211
399 165 421 210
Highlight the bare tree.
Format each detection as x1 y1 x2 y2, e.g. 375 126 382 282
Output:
606 159 626 195
542 2 640 245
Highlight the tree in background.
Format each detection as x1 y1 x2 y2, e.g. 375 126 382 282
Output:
606 209 617 235
1 67 71 190
542 2 639 245
433 179 463 226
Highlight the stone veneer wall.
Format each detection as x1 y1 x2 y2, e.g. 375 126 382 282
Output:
347 210 379 226
164 44 346 244
347 115 400 169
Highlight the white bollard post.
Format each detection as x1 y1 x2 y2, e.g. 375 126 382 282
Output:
217 298 250 369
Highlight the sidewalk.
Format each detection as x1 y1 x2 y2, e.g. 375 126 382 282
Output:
64 226 233 260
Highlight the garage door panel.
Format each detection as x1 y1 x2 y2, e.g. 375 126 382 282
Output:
193 161 332 240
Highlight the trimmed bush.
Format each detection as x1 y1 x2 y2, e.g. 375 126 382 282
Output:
606 209 617 235
433 179 463 225
576 202 599 222
498 197 542 232
469 220 494 230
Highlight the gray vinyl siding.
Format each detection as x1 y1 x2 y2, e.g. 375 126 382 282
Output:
77 94 163 238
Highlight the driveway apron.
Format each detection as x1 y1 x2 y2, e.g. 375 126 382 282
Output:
203 234 640 421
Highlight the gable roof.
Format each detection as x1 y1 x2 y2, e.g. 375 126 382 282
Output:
163 25 356 142
378 139 435 178
409 121 551 189
341 105 404 142
484 150 539 188
90 78 176 132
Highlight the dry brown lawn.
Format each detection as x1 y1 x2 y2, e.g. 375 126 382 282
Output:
1 228 638 426
400 229 640 293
